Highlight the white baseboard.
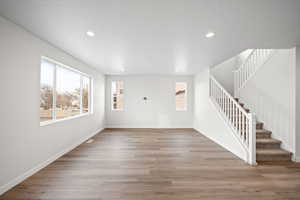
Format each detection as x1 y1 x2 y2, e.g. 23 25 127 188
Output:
0 127 104 196
292 155 300 162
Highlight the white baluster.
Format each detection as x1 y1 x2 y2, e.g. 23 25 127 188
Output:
231 101 233 124
210 74 258 165
238 110 241 137
246 118 249 146
223 91 225 113
219 87 221 106
235 104 237 131
226 96 229 117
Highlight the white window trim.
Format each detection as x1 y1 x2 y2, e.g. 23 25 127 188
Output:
42 56 90 77
40 56 93 126
40 113 90 127
111 80 124 111
175 82 187 111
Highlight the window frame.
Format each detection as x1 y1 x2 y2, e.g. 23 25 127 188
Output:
175 82 187 111
111 80 124 111
40 56 93 126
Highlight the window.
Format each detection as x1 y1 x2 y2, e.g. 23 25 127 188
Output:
175 82 187 111
40 57 92 124
40 60 55 121
111 81 124 110
82 76 90 113
56 67 81 119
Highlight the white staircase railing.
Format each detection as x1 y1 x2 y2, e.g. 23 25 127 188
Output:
234 49 275 97
209 75 256 165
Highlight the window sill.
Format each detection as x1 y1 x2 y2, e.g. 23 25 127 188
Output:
40 112 91 127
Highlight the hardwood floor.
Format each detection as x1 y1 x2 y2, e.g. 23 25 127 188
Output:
1 128 300 200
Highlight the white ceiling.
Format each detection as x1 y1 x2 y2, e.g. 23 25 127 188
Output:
0 0 299 74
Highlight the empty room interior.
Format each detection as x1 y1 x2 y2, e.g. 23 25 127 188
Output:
1 0 300 199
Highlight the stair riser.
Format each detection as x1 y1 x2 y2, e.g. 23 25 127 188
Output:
256 154 292 161
256 123 263 129
256 143 281 149
256 133 271 139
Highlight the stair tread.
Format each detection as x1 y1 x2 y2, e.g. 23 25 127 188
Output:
256 149 291 155
256 138 281 144
256 129 271 133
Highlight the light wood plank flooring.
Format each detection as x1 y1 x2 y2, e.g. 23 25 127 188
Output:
1 128 300 200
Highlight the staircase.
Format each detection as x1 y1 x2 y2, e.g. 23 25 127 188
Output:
234 49 275 97
210 76 256 165
234 98 292 162
210 49 293 165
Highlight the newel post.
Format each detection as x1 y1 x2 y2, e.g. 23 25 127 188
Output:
248 113 257 165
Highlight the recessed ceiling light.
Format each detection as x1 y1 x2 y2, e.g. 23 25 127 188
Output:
205 32 215 38
86 31 95 37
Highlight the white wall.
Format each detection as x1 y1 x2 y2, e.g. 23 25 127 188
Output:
105 75 193 128
211 57 237 95
0 16 105 194
236 49 253 67
211 49 253 96
295 46 300 161
238 49 296 156
193 69 248 162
